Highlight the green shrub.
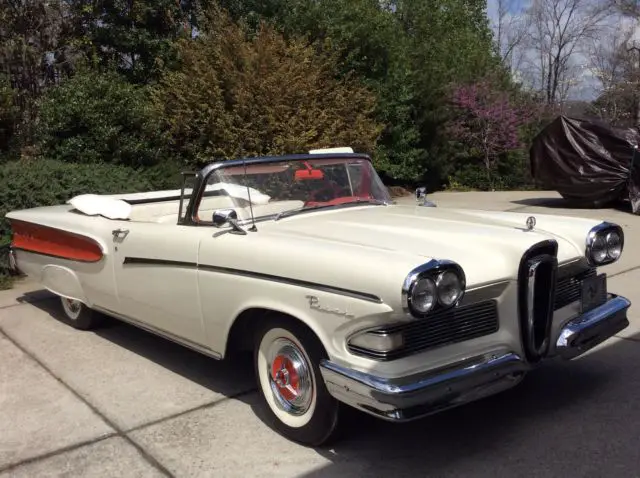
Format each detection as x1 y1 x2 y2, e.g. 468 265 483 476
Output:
0 242 13 290
37 70 161 167
152 13 382 165
0 75 19 157
446 150 536 191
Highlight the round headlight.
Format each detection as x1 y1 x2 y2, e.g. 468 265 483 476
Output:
606 231 622 260
591 234 607 264
436 270 463 306
411 278 437 314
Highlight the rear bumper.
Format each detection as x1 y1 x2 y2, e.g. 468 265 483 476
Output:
7 246 21 275
320 294 630 421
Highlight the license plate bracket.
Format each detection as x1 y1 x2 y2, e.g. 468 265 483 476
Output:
581 273 607 313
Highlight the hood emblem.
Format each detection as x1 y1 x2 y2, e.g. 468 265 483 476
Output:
526 216 536 231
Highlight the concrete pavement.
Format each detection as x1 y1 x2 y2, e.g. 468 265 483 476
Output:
2 190 640 477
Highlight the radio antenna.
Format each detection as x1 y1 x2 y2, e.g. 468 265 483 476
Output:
244 160 257 232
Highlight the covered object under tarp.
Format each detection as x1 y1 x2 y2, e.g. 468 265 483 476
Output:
530 115 640 213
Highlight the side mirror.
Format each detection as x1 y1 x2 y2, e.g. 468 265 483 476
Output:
212 209 247 235
415 187 437 207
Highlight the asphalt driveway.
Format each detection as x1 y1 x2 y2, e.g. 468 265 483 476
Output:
2 190 640 477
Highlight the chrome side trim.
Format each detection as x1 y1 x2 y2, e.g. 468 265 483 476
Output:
11 247 106 264
93 305 223 360
585 222 624 266
123 257 383 304
459 280 509 306
555 295 630 360
320 352 528 421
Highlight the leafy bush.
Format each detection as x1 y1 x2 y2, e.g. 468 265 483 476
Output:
447 151 536 191
37 70 161 167
152 10 383 165
0 75 18 156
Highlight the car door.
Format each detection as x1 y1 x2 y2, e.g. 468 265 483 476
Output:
111 221 208 347
196 229 258 354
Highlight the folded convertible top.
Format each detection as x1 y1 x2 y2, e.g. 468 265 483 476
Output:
530 115 640 213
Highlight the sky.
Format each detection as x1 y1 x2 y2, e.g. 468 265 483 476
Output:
485 0 638 101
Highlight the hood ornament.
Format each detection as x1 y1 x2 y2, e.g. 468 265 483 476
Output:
526 216 536 231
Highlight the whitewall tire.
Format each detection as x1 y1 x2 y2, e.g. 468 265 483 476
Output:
254 318 340 446
59 297 102 330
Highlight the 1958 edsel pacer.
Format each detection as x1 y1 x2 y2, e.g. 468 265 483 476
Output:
5 149 631 446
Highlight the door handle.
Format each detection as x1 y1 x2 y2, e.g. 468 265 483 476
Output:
112 228 130 238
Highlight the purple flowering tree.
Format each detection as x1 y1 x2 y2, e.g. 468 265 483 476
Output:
447 79 534 179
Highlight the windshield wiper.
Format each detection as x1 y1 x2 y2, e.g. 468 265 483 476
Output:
274 199 388 221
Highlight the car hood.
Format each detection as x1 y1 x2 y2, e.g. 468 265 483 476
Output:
262 204 597 286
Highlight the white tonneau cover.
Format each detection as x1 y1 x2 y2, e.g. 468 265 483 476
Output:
67 183 271 220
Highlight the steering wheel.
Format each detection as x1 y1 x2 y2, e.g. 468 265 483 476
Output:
306 180 350 204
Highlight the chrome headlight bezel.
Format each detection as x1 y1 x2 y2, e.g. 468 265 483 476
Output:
402 260 466 318
586 222 624 266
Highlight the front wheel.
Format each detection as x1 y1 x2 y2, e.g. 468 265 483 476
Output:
254 318 340 446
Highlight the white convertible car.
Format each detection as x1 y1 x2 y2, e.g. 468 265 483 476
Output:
6 150 630 446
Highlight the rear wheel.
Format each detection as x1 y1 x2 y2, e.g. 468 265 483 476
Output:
59 297 103 330
254 318 340 446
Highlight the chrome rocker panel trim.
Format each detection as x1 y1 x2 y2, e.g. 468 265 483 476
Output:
319 352 529 421
555 294 630 360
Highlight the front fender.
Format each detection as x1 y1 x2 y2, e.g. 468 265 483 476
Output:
209 284 393 361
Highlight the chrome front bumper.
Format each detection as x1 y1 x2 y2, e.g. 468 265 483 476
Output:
320 294 630 421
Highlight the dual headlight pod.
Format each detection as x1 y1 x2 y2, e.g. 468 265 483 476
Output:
586 223 624 266
402 260 466 317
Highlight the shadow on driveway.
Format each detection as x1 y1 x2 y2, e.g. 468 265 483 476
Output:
20 291 640 477
24 293 255 399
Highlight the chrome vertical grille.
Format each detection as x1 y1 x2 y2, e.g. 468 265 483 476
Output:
518 241 558 362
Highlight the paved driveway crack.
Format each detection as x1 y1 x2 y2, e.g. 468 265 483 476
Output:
0 328 175 477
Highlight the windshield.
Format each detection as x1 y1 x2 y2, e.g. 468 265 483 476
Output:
196 157 391 223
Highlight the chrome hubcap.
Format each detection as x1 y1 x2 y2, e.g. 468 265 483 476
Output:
61 298 82 320
266 338 313 416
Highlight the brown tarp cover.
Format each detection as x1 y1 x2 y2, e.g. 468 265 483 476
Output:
530 115 640 213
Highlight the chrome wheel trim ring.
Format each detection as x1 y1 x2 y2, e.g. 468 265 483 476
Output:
266 338 314 416
61 297 82 320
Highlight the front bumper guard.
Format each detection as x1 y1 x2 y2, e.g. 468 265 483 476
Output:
320 294 630 421
555 295 630 360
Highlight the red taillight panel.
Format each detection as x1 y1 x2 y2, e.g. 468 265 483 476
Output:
10 220 103 263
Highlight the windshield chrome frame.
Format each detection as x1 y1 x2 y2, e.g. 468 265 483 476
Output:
182 153 376 226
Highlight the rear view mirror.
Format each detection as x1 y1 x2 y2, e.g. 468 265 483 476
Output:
295 169 324 180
